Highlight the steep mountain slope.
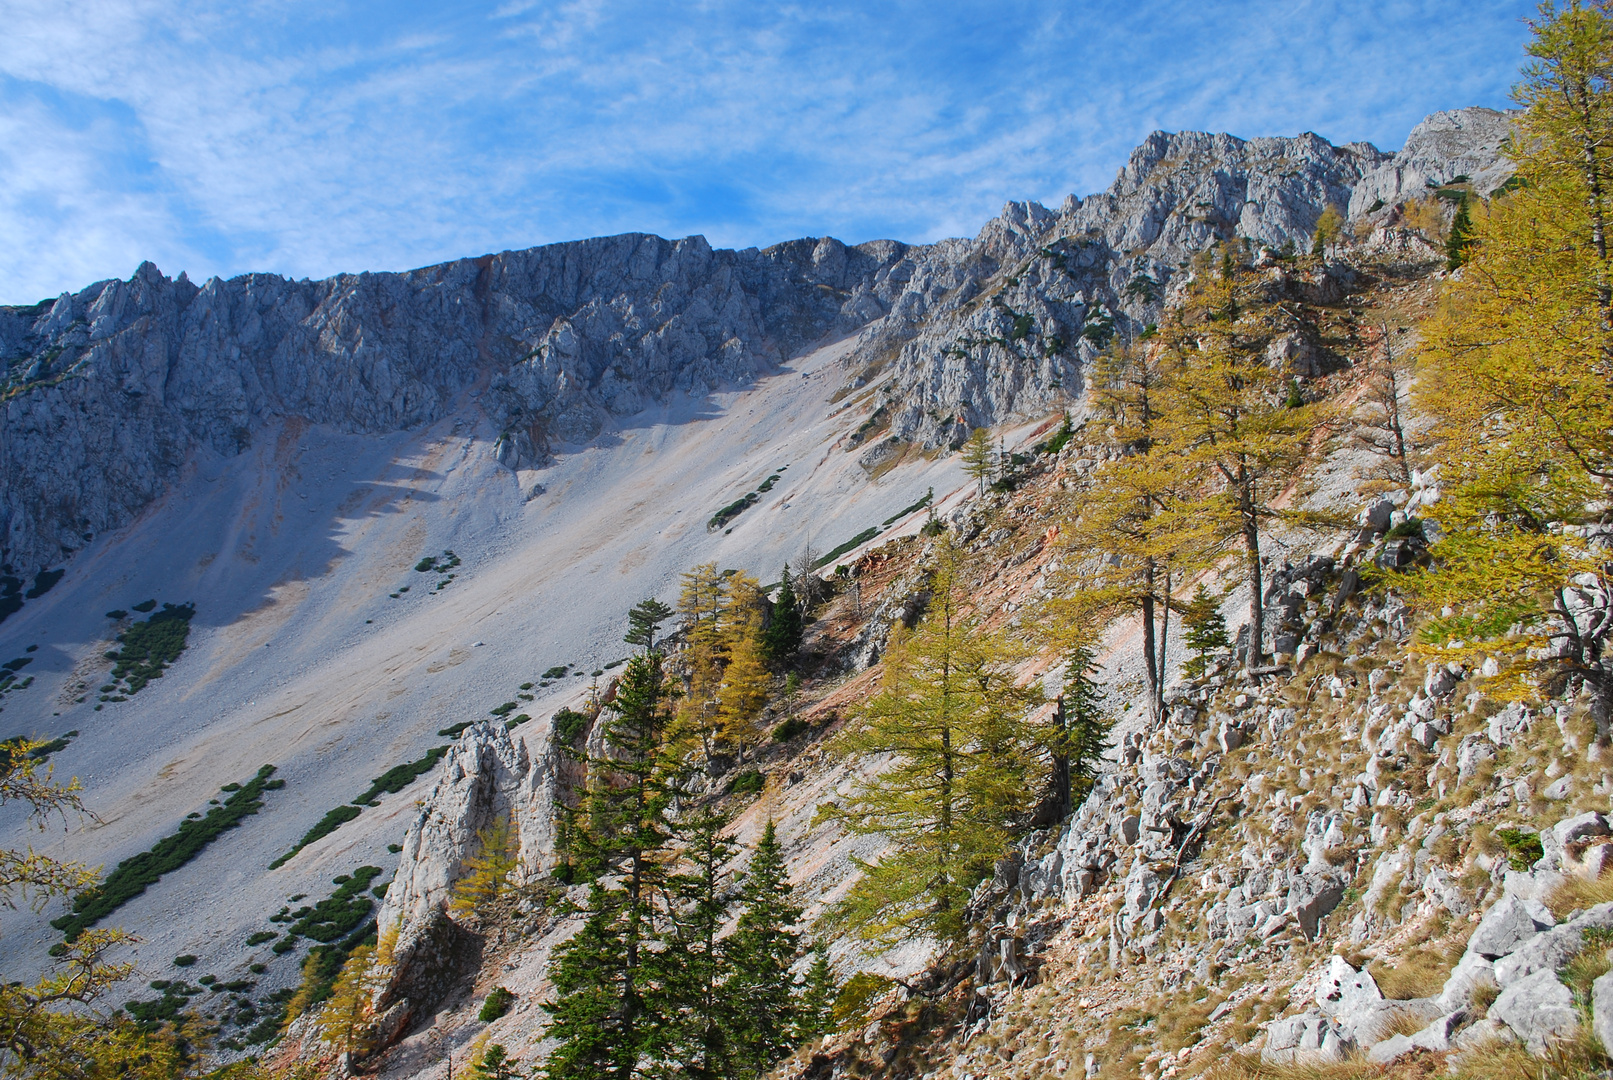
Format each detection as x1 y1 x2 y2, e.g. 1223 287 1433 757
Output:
0 107 1516 1074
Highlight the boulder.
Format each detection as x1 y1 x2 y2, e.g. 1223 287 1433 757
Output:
1452 1017 1517 1051
1456 734 1498 783
1287 872 1345 939
1555 811 1611 848
1262 1012 1354 1064
1438 953 1499 1012
1490 969 1578 1053
1496 904 1613 986
1468 894 1555 959
1593 970 1613 1058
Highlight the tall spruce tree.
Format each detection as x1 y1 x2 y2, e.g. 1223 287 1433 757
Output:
1446 193 1475 269
1181 586 1231 678
541 884 636 1080
1060 642 1112 804
544 650 676 1080
655 806 739 1080
724 822 804 1079
793 944 837 1043
762 568 804 668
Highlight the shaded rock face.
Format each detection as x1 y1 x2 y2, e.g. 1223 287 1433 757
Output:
0 236 897 572
373 722 562 1033
0 109 1509 574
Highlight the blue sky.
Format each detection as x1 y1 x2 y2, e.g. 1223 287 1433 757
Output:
1 1 1534 303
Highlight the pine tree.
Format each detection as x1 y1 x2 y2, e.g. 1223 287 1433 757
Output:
312 944 377 1057
824 539 1045 944
1055 342 1214 721
724 822 804 1079
674 564 731 765
449 817 519 919
655 806 739 1080
541 884 636 1080
1154 247 1332 668
762 567 804 667
1353 324 1417 489
1311 204 1344 257
793 943 837 1043
961 427 995 497
1180 586 1231 678
625 598 674 652
1060 642 1111 803
717 574 771 756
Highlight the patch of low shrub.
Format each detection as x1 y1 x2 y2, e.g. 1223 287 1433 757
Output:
727 770 765 795
882 489 933 526
52 766 282 941
814 528 880 569
772 717 811 743
1497 828 1543 870
542 665 569 680
553 708 590 744
269 805 361 870
352 746 448 805
479 986 515 1022
102 602 195 697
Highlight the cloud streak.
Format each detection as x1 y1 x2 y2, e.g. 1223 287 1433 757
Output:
0 0 1534 302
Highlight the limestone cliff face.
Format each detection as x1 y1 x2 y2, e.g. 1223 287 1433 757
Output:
0 108 1510 576
860 129 1395 449
0 236 901 574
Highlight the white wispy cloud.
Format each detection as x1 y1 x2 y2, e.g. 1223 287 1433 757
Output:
0 0 1534 302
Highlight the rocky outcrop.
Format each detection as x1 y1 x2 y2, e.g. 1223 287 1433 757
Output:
372 721 563 1036
1348 107 1519 218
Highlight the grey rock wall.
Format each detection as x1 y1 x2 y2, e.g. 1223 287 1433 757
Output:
0 108 1511 576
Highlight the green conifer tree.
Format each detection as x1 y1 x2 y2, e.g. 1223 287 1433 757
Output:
793 943 837 1043
1061 642 1112 802
762 567 804 668
625 598 675 652
654 805 739 1080
1181 586 1231 678
540 884 635 1080
543 650 676 1080
724 822 804 1079
1446 193 1474 269
472 1043 522 1080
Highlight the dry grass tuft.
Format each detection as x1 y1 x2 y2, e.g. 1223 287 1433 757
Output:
1544 869 1613 920
1449 1027 1610 1079
1369 940 1463 1000
1203 1052 1379 1080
